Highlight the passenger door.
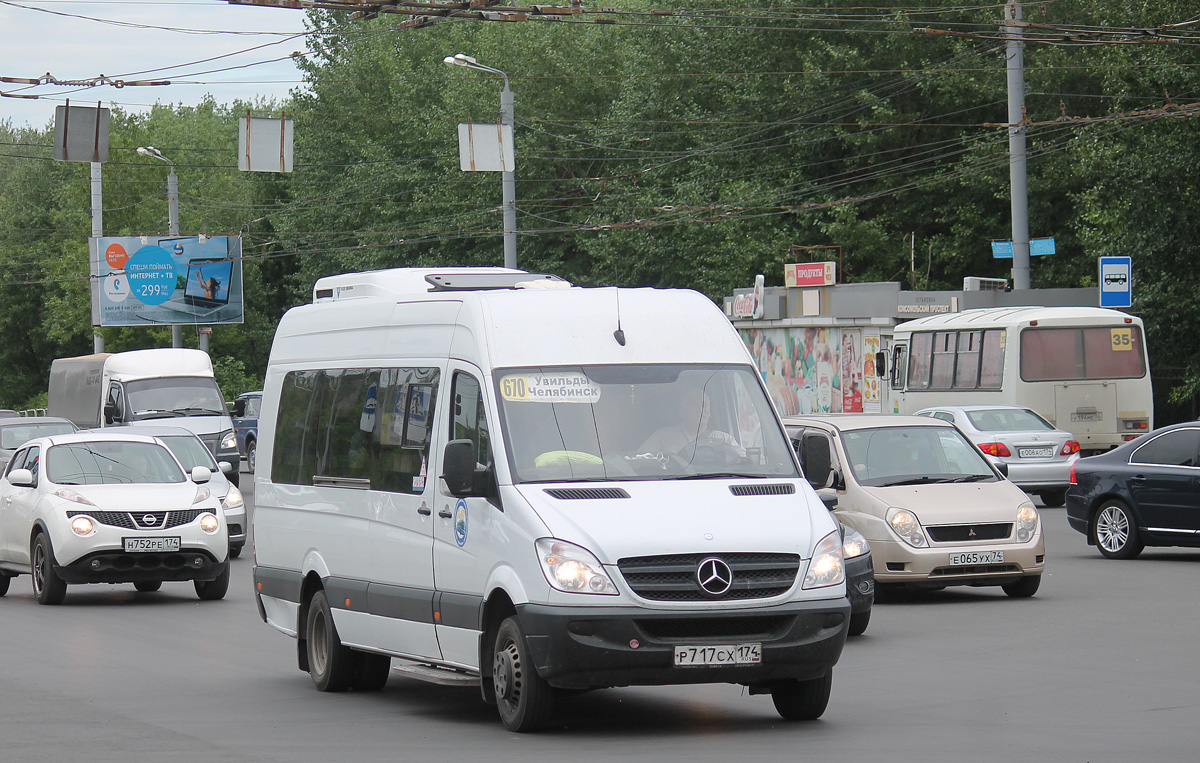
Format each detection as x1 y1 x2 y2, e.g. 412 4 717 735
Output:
2 447 40 565
1126 428 1200 533
431 365 502 669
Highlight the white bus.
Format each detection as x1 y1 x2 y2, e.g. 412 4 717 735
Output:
888 306 1152 454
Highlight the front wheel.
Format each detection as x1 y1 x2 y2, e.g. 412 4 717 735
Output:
1001 574 1041 598
1039 490 1066 508
848 609 871 636
31 534 67 605
493 616 555 732
245 439 256 473
1092 500 1143 559
771 671 833 721
0 574 11 597
134 580 162 593
229 544 242 559
306 590 355 692
194 564 230 600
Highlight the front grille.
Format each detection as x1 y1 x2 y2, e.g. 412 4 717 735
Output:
68 509 207 530
729 483 795 496
930 564 1021 577
636 615 790 641
927 523 1012 543
618 552 800 601
543 487 630 500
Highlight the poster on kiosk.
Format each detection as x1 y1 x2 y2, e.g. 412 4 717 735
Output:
90 235 244 326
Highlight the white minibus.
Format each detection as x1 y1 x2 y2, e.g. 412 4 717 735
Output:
888 306 1152 453
251 268 850 731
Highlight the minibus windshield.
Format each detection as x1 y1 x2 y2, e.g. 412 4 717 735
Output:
494 364 800 483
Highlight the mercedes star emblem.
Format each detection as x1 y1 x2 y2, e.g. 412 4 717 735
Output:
696 557 733 596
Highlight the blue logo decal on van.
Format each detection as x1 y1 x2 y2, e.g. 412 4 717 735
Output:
454 499 468 547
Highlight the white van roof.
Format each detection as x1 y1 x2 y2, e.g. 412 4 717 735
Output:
103 348 215 379
311 267 569 303
274 269 750 369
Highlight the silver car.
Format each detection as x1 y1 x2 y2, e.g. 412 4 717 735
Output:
915 405 1080 507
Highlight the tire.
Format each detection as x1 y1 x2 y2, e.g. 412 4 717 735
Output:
1091 499 1144 559
134 580 162 593
1040 490 1066 508
31 533 67 605
848 608 871 637
194 564 230 601
352 653 391 692
1002 574 1041 598
246 439 256 473
229 544 242 559
0 574 10 597
306 590 355 692
771 670 833 721
492 616 555 732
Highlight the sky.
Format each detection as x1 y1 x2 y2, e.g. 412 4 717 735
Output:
1 0 312 130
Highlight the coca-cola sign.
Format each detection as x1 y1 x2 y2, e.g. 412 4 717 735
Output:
731 275 765 319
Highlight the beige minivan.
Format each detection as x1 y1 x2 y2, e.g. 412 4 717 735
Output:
785 414 1045 598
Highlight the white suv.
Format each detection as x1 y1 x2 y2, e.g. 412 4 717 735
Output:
0 432 230 604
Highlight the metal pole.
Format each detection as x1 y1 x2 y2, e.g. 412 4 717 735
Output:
499 82 517 270
167 167 183 348
1006 1 1031 290
91 161 105 353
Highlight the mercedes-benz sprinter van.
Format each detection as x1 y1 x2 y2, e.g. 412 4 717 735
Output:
252 268 849 731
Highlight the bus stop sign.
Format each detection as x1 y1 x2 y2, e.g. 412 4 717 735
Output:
1099 256 1131 308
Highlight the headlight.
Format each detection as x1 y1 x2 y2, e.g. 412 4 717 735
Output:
193 486 212 504
887 507 928 548
220 430 238 451
535 538 618 595
54 488 95 506
841 524 870 559
1016 502 1039 542
221 485 244 510
199 512 220 533
70 516 95 536
803 530 845 589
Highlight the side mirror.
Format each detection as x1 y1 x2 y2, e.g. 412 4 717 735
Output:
218 461 234 474
800 433 832 489
8 468 34 487
440 439 498 502
191 465 213 483
230 401 244 416
874 350 888 380
103 402 119 425
817 487 838 511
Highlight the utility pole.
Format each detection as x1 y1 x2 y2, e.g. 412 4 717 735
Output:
91 162 104 353
1005 1 1031 290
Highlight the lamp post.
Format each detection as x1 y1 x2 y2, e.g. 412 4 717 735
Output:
443 54 517 269
138 145 184 348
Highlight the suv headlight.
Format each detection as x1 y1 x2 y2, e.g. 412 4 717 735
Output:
536 538 618 595
220 430 238 451
841 524 870 559
221 485 244 510
803 530 845 589
1016 502 1039 542
887 507 928 548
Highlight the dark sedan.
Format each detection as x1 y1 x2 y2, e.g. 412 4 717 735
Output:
1066 421 1200 559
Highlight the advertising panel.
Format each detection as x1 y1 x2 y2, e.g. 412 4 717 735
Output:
91 235 244 326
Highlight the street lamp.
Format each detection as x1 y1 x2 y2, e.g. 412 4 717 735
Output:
443 53 517 269
138 145 184 348
137 146 179 237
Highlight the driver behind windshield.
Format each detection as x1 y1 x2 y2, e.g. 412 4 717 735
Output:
638 386 746 459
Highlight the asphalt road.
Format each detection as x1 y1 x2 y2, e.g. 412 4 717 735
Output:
1 482 1197 762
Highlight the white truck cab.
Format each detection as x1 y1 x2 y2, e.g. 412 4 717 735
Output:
252 268 849 731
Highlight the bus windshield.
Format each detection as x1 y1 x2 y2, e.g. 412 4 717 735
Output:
494 364 799 483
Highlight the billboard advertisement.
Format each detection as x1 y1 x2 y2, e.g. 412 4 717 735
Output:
90 236 244 326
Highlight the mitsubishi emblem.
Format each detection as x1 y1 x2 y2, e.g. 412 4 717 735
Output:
696 557 733 596
968 527 977 537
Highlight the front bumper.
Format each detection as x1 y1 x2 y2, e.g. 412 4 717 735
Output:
870 532 1045 586
845 552 874 614
56 549 228 584
511 597 849 691
223 503 246 547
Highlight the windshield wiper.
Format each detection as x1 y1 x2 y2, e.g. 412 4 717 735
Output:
134 409 183 418
879 476 945 487
945 474 994 483
171 407 225 415
669 472 764 480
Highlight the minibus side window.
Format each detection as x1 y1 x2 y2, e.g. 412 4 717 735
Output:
979 329 1005 389
452 373 493 469
273 370 319 485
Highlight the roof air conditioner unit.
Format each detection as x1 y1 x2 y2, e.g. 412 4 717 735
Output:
963 276 1008 292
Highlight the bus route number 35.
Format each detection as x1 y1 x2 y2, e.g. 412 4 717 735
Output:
1111 328 1133 352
